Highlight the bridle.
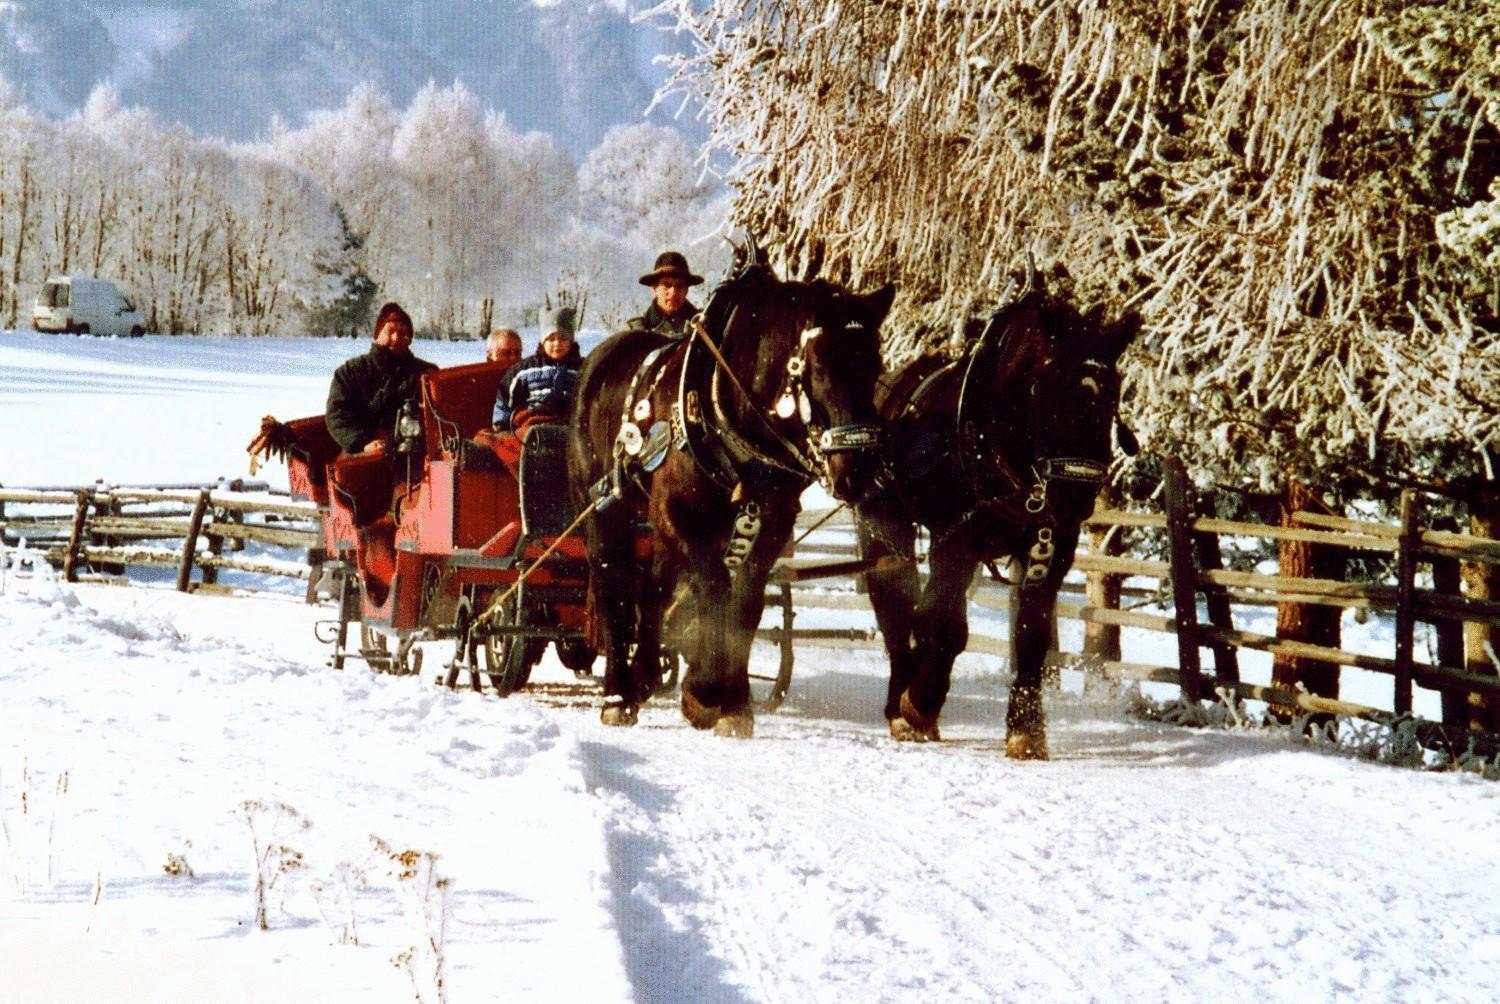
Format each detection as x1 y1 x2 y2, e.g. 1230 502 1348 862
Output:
770 323 881 479
948 297 1116 584
698 294 882 496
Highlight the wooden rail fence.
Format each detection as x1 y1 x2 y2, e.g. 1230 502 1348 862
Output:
777 467 1500 756
0 481 320 593
7 474 1498 755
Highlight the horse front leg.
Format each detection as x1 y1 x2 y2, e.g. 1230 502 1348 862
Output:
856 503 920 731
592 506 640 726
714 502 798 738
898 539 977 742
1005 525 1076 759
678 557 733 731
1006 581 1055 760
653 482 735 732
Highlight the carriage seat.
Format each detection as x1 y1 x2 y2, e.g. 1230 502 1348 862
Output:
282 415 342 506
421 361 509 461
518 422 578 537
328 452 395 531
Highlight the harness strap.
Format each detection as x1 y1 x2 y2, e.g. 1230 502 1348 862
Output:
695 315 819 479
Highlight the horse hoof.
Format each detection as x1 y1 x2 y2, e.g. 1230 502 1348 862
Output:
713 713 755 739
1005 686 1046 758
681 690 721 730
898 691 942 742
600 703 638 727
889 717 939 742
1005 730 1049 760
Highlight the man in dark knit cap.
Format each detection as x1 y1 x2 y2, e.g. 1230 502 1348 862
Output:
627 250 703 337
325 301 437 455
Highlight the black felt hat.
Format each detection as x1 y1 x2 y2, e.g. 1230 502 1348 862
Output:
638 251 704 287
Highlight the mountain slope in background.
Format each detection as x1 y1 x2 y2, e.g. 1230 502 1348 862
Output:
0 0 695 158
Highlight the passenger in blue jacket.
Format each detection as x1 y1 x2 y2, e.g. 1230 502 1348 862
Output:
493 306 583 432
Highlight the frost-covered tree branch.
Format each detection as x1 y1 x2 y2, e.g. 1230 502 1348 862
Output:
655 0 1500 498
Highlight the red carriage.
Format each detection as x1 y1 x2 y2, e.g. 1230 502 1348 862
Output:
267 360 599 693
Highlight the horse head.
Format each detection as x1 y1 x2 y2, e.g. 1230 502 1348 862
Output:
709 267 895 503
1031 299 1140 471
959 284 1139 519
796 281 895 501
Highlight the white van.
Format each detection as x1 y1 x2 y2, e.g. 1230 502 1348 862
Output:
33 275 146 337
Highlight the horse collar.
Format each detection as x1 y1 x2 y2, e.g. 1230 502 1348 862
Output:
677 332 809 494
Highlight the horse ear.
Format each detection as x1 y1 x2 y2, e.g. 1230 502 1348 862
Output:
854 283 897 327
1100 311 1141 363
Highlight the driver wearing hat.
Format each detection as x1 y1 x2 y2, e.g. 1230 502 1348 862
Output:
628 251 703 337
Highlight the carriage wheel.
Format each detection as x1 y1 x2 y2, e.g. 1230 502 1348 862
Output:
360 625 395 674
481 595 535 697
444 594 477 690
749 631 794 713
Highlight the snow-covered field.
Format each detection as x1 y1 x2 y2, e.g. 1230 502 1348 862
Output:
3 331 1498 1003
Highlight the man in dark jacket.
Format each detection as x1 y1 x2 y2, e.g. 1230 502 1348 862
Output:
627 251 703 336
325 301 437 455
493 306 583 431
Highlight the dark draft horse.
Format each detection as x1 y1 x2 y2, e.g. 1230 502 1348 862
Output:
857 272 1139 758
570 262 895 735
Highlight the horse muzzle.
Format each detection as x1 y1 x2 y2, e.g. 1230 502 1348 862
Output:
818 423 882 501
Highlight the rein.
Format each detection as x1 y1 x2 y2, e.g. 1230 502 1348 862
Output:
693 312 820 481
690 302 880 494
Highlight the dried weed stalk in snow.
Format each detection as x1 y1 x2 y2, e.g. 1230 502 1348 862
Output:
373 836 450 1004
309 859 369 946
1 759 71 894
239 799 309 931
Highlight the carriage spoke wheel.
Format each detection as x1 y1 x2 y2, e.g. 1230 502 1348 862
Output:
480 595 534 697
749 638 794 713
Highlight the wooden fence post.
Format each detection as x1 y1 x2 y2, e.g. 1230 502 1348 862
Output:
63 489 92 583
1194 491 1240 686
1162 457 1203 702
1393 490 1418 716
177 489 212 592
1083 486 1124 661
1430 516 1466 736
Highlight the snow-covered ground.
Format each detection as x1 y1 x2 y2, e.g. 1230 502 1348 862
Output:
3 331 1498 1003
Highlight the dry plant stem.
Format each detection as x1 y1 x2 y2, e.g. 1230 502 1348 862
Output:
240 800 308 932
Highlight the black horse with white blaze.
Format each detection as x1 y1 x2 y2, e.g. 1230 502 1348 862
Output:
857 276 1139 758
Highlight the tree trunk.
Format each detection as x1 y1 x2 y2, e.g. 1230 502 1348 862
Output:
1459 497 1500 733
1270 478 1343 723
480 297 494 339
